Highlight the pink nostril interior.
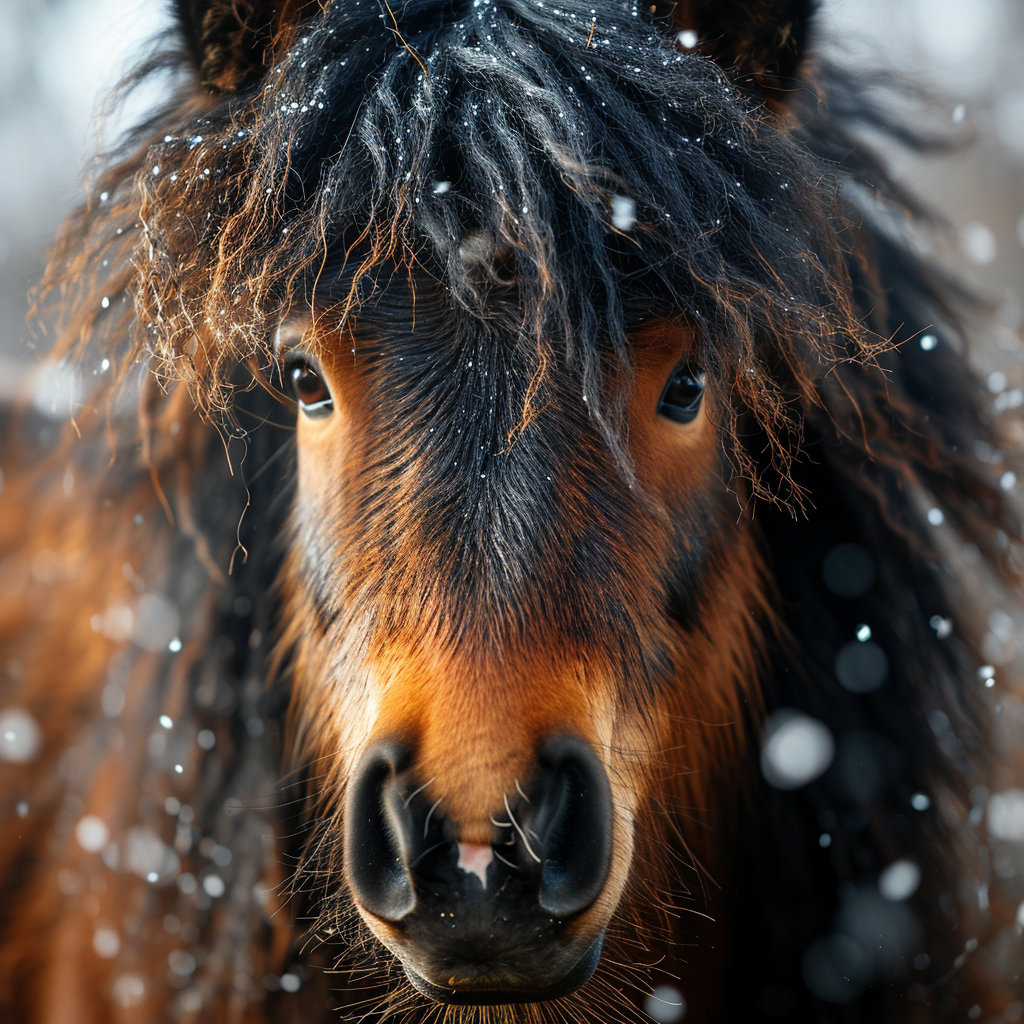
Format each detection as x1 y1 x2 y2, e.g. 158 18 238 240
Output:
456 843 494 888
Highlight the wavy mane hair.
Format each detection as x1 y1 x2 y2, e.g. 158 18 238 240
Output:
3 0 1024 1020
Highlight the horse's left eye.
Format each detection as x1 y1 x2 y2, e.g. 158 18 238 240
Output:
658 367 705 424
287 359 333 417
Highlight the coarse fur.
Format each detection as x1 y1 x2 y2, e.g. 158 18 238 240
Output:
2 0 1024 1021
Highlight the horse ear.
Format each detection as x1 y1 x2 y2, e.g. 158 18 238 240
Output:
671 0 815 105
175 0 318 92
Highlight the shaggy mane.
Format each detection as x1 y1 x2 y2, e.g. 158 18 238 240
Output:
38 0 898 506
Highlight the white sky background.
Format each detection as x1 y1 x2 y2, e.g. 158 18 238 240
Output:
0 0 170 371
1 0 1022 370
0 0 168 236
823 0 1024 340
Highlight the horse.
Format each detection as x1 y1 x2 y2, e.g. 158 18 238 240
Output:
2 0 1023 1019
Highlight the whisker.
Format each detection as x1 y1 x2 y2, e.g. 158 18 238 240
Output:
405 777 435 807
423 797 442 839
504 793 541 863
491 849 520 871
410 840 450 869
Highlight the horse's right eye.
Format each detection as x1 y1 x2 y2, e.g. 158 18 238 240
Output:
287 359 334 418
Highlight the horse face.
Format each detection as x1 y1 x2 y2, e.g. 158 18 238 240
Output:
278 284 766 1003
123 0 814 998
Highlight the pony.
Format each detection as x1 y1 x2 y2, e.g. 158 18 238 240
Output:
2 0 1024 1019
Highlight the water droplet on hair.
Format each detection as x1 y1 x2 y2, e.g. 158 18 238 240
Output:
645 985 686 1022
835 640 888 694
761 711 834 790
988 370 1007 393
113 974 145 1008
961 222 997 265
93 928 120 959
75 814 109 853
611 194 636 231
822 544 876 597
989 789 1024 841
0 708 41 763
879 859 920 901
203 873 225 898
169 950 196 976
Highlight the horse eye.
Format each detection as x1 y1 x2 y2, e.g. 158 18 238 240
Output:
287 358 333 418
658 367 706 424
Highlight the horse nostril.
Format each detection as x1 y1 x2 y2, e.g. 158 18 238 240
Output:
531 736 614 918
344 741 417 923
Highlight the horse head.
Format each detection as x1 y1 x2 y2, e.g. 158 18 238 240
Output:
147 0 844 1002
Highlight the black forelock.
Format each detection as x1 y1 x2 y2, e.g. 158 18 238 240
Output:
238 0 840 402
277 0 829 303
119 0 859 501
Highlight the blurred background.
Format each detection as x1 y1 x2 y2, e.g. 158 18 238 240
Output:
0 0 1022 391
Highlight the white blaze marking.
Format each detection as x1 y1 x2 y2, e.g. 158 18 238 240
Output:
457 843 493 888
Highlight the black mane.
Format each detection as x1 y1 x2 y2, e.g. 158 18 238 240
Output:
62 0 879 495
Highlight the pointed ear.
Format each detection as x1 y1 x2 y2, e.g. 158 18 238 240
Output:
175 0 319 92
672 0 815 105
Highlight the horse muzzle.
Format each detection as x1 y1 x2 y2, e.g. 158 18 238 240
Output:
343 735 614 1003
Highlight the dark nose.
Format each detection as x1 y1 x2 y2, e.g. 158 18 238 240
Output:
345 736 613 920
343 736 614 1002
